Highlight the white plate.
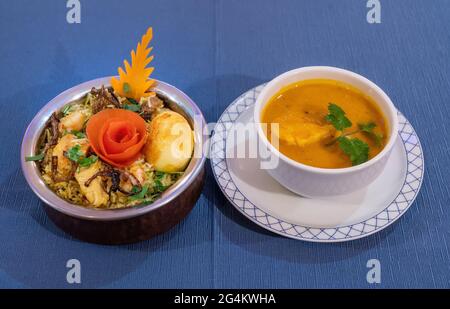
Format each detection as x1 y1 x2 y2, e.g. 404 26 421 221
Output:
210 84 424 242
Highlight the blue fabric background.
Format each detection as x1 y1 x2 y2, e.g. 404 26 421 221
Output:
0 0 449 288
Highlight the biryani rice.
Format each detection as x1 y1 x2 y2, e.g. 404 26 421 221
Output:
35 89 184 209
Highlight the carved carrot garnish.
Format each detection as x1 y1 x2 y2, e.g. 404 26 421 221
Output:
111 27 156 101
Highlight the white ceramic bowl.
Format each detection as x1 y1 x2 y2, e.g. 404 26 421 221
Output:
254 66 399 198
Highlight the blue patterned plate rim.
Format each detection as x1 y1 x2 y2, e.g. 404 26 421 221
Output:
210 84 425 242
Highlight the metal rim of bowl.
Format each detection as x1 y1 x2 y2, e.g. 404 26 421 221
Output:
21 77 207 221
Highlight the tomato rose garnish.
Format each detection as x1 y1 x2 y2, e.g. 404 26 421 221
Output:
86 109 147 168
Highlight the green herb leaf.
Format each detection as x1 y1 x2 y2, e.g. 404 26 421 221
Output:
129 185 149 201
358 122 376 133
337 136 369 166
131 185 140 194
66 145 86 163
153 172 167 193
78 155 98 168
123 83 131 94
154 180 166 193
152 171 168 192
372 133 384 147
62 105 72 116
127 98 139 105
64 130 86 139
123 104 141 112
66 145 98 168
25 153 45 162
71 130 86 139
358 122 383 147
155 171 165 179
325 103 352 131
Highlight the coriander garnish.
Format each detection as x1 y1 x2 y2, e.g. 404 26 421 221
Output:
325 103 383 166
325 103 352 131
25 153 45 162
66 145 97 168
122 98 141 112
153 171 169 193
127 98 139 105
359 122 384 147
336 136 369 166
123 103 141 112
77 155 98 168
61 105 72 116
129 184 149 201
69 130 86 139
66 144 84 162
63 130 86 138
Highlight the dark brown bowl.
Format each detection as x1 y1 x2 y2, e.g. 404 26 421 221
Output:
21 77 207 244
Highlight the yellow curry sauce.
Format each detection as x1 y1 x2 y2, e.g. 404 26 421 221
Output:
261 79 388 168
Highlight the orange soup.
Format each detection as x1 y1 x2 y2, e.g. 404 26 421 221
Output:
261 79 388 168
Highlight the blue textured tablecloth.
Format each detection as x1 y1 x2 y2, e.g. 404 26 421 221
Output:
0 0 449 288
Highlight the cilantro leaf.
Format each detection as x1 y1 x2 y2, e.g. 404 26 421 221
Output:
129 185 149 201
78 155 98 168
123 103 141 112
153 179 166 193
63 130 86 138
372 133 384 147
71 130 86 139
25 153 45 162
358 122 384 147
152 171 168 193
66 145 84 162
325 103 352 131
155 171 165 179
62 105 72 116
126 98 139 105
359 122 376 133
66 145 97 168
337 136 369 166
